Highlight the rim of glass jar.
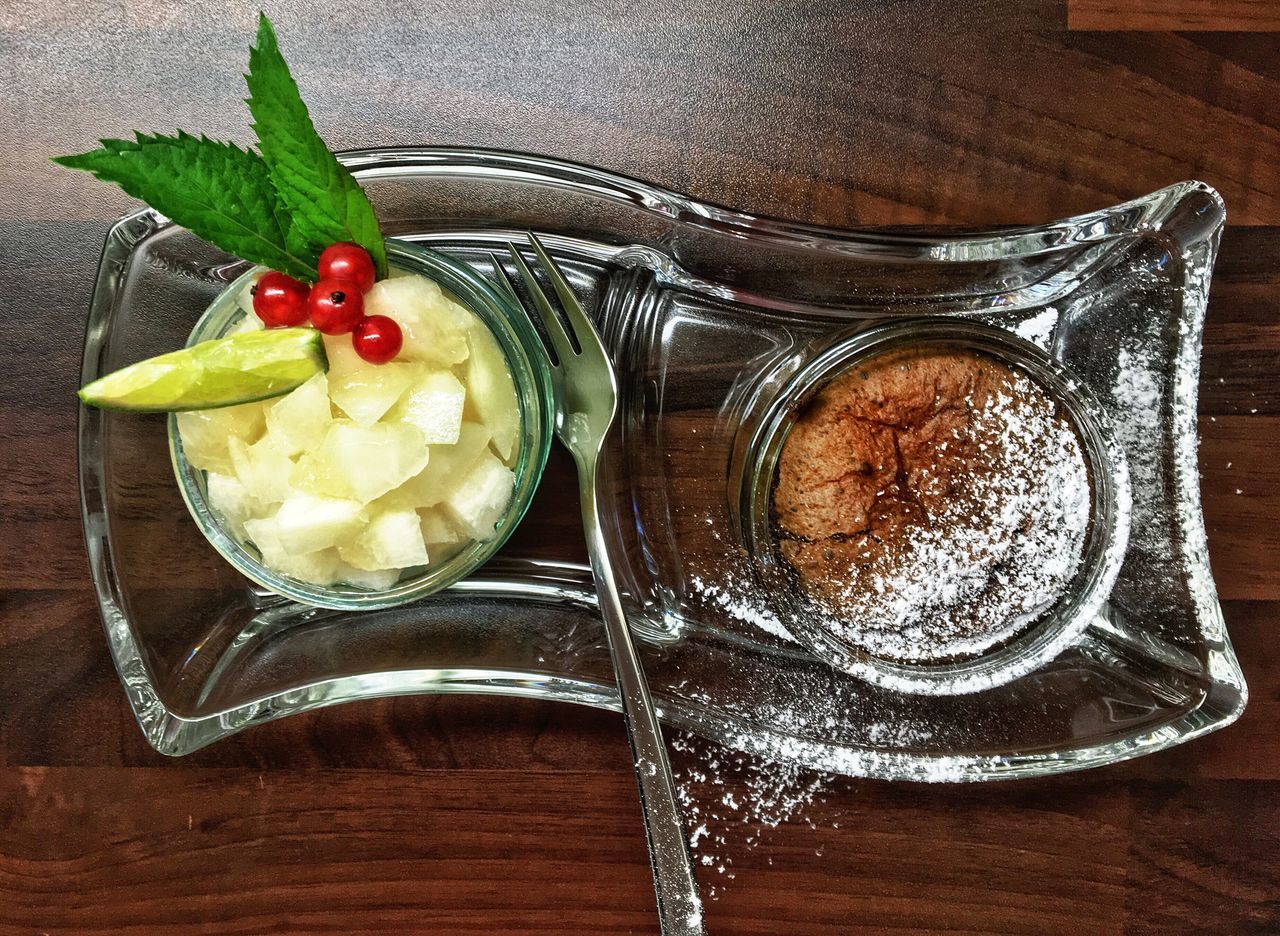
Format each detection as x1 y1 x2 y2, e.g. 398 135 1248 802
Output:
739 317 1132 696
168 239 554 610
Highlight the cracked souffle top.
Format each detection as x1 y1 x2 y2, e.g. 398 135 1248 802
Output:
773 345 1091 664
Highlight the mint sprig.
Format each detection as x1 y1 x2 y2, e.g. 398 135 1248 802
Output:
55 132 318 281
53 14 386 283
246 14 388 280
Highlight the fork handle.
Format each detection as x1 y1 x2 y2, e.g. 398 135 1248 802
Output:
579 471 706 936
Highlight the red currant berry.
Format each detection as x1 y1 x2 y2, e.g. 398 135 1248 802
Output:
352 315 403 364
307 279 365 334
252 271 309 327
318 242 376 293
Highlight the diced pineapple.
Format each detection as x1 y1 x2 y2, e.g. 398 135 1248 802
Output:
177 400 267 474
228 314 265 335
389 421 491 510
419 506 466 547
386 370 466 444
270 547 342 586
364 276 470 366
462 320 520 462
329 361 419 425
337 563 401 590
322 332 367 379
244 516 343 587
339 508 430 571
442 450 515 540
206 472 254 539
229 435 295 511
265 372 331 456
265 492 366 554
292 420 429 504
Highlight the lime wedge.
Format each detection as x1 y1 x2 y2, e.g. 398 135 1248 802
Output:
79 327 328 412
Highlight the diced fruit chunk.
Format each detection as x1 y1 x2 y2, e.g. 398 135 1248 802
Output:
265 372 331 456
419 506 466 547
177 400 267 474
244 517 342 587
364 276 470 366
337 563 401 590
267 492 366 554
339 509 429 571
462 320 520 461
390 421 491 509
322 332 366 378
442 450 515 540
268 547 342 586
328 361 418 425
292 420 429 504
229 435 295 512
386 370 465 445
229 313 265 335
206 472 253 539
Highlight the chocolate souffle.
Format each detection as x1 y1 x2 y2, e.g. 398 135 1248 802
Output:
773 346 1091 663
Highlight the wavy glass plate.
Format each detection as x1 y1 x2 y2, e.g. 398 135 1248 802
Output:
79 148 1245 780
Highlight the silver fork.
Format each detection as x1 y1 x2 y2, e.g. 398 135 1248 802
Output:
494 234 704 936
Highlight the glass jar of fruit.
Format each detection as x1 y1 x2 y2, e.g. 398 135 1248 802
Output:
170 240 553 609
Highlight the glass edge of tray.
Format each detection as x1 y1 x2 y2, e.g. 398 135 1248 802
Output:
77 147 1246 780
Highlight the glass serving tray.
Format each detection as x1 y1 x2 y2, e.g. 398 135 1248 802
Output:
79 147 1245 780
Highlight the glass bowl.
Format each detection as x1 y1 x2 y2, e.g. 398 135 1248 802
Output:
736 318 1132 696
168 239 554 610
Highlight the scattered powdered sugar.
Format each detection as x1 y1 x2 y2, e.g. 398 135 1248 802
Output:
670 731 835 899
689 573 795 642
1112 346 1163 517
1014 306 1060 348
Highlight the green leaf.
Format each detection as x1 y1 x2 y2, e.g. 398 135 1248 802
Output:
246 13 387 278
54 132 317 281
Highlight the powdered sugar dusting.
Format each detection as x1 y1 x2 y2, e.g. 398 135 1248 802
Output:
829 376 1087 660
780 361 1091 664
1014 306 1059 348
690 574 795 642
671 731 835 899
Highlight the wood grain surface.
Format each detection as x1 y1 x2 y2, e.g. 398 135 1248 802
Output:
2 1 1278 933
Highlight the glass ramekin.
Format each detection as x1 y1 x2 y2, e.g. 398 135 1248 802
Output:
169 239 554 610
736 318 1132 696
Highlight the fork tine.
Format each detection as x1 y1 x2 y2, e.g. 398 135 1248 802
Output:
507 243 576 365
527 233 591 345
488 252 520 304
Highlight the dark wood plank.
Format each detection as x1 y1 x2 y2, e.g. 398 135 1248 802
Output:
1126 781 1280 933
0 766 1139 935
0 767 659 935
4 766 1278 934
4 6 1280 226
1069 0 1280 31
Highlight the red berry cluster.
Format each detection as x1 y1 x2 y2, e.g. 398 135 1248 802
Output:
251 243 402 365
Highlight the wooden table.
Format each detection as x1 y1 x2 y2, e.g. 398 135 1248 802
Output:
2 2 1277 932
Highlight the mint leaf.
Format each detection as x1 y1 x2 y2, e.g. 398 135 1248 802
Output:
246 14 387 279
55 132 317 281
